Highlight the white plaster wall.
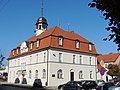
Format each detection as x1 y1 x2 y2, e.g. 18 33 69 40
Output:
48 63 97 86
48 48 97 86
49 48 96 65
8 48 97 86
8 49 48 86
114 56 120 64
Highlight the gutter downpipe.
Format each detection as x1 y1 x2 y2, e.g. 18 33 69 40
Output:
95 57 97 82
46 48 49 86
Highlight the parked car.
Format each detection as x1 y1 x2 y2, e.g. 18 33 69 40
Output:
58 81 81 90
108 85 120 90
80 80 98 90
33 79 43 88
110 77 120 84
98 82 115 90
58 80 98 90
97 79 105 86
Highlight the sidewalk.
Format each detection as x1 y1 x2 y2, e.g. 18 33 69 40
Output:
0 81 58 90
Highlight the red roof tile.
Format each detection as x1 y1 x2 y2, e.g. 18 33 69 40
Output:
8 26 98 60
97 53 120 63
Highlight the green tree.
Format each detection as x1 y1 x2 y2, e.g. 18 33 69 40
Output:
89 0 120 50
0 50 5 68
107 64 120 78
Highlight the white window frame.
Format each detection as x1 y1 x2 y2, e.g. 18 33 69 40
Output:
13 50 15 56
30 56 32 64
79 70 83 79
75 41 80 49
59 53 62 62
29 70 32 79
36 40 39 48
35 70 38 79
42 69 46 79
44 52 46 62
73 55 76 64
36 54 38 63
90 71 93 79
18 59 20 66
79 56 82 64
89 57 92 65
16 49 19 55
57 69 63 79
58 37 63 46
89 44 92 51
30 43 33 50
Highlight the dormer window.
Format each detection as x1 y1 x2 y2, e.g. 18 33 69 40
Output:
30 43 33 50
16 49 19 55
58 37 63 46
36 40 39 48
75 41 80 49
13 50 15 56
89 44 92 51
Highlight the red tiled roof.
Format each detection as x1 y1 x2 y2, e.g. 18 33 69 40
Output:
97 53 120 71
97 53 120 63
8 26 98 60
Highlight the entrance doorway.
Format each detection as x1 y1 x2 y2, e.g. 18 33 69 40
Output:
70 72 74 81
70 69 74 81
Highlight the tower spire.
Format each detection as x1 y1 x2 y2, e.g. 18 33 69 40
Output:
41 0 44 17
35 0 48 36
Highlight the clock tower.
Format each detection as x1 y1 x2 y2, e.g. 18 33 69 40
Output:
35 17 48 36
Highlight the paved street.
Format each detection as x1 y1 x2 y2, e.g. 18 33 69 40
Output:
0 85 44 90
0 84 53 90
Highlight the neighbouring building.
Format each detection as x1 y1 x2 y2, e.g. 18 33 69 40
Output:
8 17 98 86
97 53 120 82
0 66 8 81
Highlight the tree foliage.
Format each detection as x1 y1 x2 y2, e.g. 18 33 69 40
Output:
107 64 120 77
88 0 120 50
0 51 5 68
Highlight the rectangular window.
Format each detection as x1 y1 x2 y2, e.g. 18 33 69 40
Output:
36 40 39 48
21 62 26 70
13 50 15 56
79 71 83 79
73 55 76 64
44 52 46 62
13 71 15 78
76 41 80 49
16 49 19 55
11 61 12 67
105 64 108 68
30 56 32 64
15 60 16 66
36 54 38 63
89 44 92 51
79 56 82 64
58 37 63 46
18 59 20 66
90 71 93 79
59 53 62 62
30 43 33 50
29 70 32 79
89 57 92 65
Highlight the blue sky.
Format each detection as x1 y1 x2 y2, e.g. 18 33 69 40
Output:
0 0 118 66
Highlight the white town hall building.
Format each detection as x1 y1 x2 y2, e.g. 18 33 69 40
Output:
8 17 98 86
